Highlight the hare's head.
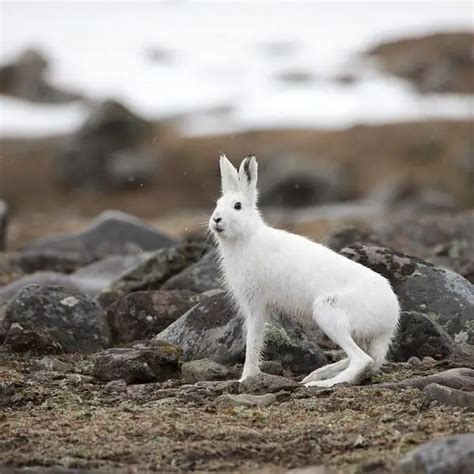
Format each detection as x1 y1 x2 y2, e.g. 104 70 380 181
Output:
210 154 261 240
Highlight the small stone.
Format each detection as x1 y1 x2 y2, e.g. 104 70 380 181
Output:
93 341 181 384
422 356 436 365
216 393 276 408
423 383 474 409
32 356 72 373
181 359 233 384
105 379 127 393
407 356 422 366
239 373 300 395
396 434 474 474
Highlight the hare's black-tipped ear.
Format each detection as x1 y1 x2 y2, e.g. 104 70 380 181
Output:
219 154 239 194
238 155 258 202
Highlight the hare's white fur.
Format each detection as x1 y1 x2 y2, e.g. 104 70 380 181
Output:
210 155 400 387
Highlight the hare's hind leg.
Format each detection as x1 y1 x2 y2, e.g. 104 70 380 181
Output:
305 295 374 388
302 358 349 384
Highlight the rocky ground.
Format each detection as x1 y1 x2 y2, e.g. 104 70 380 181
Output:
1 352 473 473
0 29 473 474
0 207 473 473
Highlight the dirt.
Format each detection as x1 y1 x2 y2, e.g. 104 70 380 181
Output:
1 353 472 473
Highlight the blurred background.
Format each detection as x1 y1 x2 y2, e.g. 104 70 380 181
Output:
0 0 472 252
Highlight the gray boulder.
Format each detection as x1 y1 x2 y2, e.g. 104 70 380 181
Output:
93 341 181 384
396 434 474 474
181 358 234 383
0 200 7 251
0 48 82 103
161 249 222 292
155 290 327 374
106 289 203 344
0 254 148 310
259 158 349 208
27 210 176 260
97 240 209 307
423 383 474 410
388 311 454 362
341 245 474 344
238 373 300 395
54 100 153 189
375 211 474 282
3 285 110 353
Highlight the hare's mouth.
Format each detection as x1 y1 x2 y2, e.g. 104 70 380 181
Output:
213 224 224 233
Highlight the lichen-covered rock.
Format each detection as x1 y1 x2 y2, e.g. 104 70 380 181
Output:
161 250 222 293
155 290 327 374
340 245 474 343
375 211 474 282
97 241 209 307
0 200 8 251
181 358 234 383
396 434 474 474
3 285 111 353
388 311 454 362
238 373 300 395
93 341 182 384
27 210 176 260
107 289 203 344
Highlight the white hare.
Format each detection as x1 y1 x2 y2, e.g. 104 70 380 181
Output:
209 154 400 387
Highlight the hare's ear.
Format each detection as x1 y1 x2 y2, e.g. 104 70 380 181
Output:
238 155 258 203
219 154 239 194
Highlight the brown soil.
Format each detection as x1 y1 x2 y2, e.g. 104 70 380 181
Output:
1 353 472 473
1 120 472 249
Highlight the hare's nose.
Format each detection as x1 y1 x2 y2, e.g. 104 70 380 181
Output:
213 217 222 223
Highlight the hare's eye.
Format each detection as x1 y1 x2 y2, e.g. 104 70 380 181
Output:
234 202 242 210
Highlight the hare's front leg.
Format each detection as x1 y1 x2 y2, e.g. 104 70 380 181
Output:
239 307 267 382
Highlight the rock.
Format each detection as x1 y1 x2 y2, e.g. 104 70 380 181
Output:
98 241 209 307
107 289 203 344
0 200 8 251
71 253 150 297
340 245 474 343
407 356 422 367
388 311 454 362
54 100 153 189
238 373 300 395
0 272 76 306
3 285 110 353
155 290 243 364
161 250 222 292
93 341 181 384
27 210 176 260
369 178 458 213
423 383 474 409
182 358 234 383
275 69 316 84
155 291 327 374
396 434 474 474
368 32 473 94
263 318 328 375
216 393 276 408
325 226 381 253
32 356 72 373
375 211 474 282
0 48 82 103
259 158 349 208
379 368 474 391
104 379 127 393
2 249 95 275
